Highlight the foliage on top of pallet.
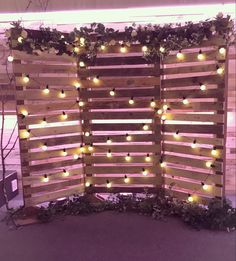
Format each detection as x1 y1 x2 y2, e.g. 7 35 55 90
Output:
6 13 234 62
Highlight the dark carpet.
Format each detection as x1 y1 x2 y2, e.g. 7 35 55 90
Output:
0 212 235 261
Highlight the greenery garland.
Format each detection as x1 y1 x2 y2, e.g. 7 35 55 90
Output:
32 191 236 232
6 13 235 63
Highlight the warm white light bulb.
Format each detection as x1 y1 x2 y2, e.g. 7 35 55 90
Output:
100 45 106 50
78 101 84 107
62 149 67 157
18 36 23 43
120 45 127 53
217 67 224 75
160 162 166 168
124 175 129 183
43 85 50 94
142 168 148 176
74 82 81 89
73 154 79 160
63 170 69 177
7 55 14 62
107 137 112 144
93 76 100 84
197 50 205 61
59 90 66 98
211 148 217 156
21 109 28 117
150 100 156 108
202 184 209 191
129 98 134 105
163 104 168 111
182 98 189 105
110 89 115 96
206 161 212 168
73 47 80 53
157 109 163 115
188 195 194 202
85 181 90 187
126 134 132 141
161 115 166 121
106 181 112 188
143 124 149 131
62 111 68 120
79 61 85 67
22 75 29 83
219 47 226 55
88 145 94 152
159 46 165 53
43 175 49 182
145 154 151 162
176 51 184 60
125 154 131 161
107 150 112 158
142 45 148 52
85 131 90 137
200 84 206 91
42 144 47 151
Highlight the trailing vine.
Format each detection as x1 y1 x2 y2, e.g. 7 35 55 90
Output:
32 191 236 232
6 13 235 64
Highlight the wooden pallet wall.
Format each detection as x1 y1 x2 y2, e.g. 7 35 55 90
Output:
161 43 227 202
78 45 162 193
12 51 84 206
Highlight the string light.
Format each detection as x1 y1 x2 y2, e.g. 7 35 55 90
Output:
120 44 127 53
157 109 163 115
84 131 90 137
73 47 80 53
199 83 206 91
80 37 85 46
63 169 69 177
129 97 134 105
106 180 112 188
142 124 149 131
21 109 28 117
145 153 151 162
78 100 84 107
125 153 131 161
150 99 156 108
17 36 23 43
201 182 209 191
80 144 85 153
174 130 180 139
176 50 184 60
79 61 85 68
73 154 79 160
59 89 66 98
88 144 94 152
211 146 218 156
109 88 115 96
126 133 132 141
60 35 65 39
22 74 30 83
142 168 148 176
42 143 47 151
93 75 100 84
62 149 67 157
187 194 194 202
61 111 68 120
191 139 197 149
160 159 166 168
142 45 148 52
107 149 112 158
43 85 50 94
216 65 224 75
182 97 189 105
159 46 165 53
85 181 91 187
100 45 106 51
124 175 130 183
74 82 81 89
206 161 213 168
218 47 226 55
23 129 31 139
7 55 14 62
107 137 112 144
197 50 205 61
163 104 168 111
161 115 166 121
43 174 49 182
41 117 47 125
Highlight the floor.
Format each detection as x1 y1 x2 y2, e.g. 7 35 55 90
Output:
0 210 235 261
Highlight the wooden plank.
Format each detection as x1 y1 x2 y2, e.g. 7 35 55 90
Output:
85 166 156 174
164 113 224 123
164 166 222 184
167 102 223 111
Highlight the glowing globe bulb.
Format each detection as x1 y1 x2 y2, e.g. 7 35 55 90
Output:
80 145 85 153
124 175 129 183
217 67 224 75
43 86 50 94
219 47 226 55
174 132 180 139
120 46 127 53
161 115 166 121
107 137 112 144
43 175 49 182
74 82 81 89
85 131 90 137
85 181 90 187
59 90 66 98
182 98 189 105
126 134 132 141
206 161 212 168
197 50 205 61
176 51 184 60
200 84 206 91
202 184 209 191
63 170 69 177
142 168 148 176
191 141 197 149
159 46 165 53
73 47 80 53
143 124 149 131
142 45 148 52
129 98 134 105
93 76 100 84
62 111 68 120
125 154 131 161
79 61 85 67
23 130 30 139
88 145 94 152
110 89 115 96
106 181 112 188
21 109 28 117
157 109 163 115
42 144 47 151
62 149 67 157
7 55 14 62
18 36 23 43
211 148 217 156
100 45 106 50
160 162 166 168
22 75 29 83
150 100 156 108
78 101 84 107
188 195 194 202
107 150 112 158
73 154 79 160
163 104 168 111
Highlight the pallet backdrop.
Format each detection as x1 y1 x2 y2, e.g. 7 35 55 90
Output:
12 37 227 206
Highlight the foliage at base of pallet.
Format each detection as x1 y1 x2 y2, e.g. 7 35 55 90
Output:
36 191 236 231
